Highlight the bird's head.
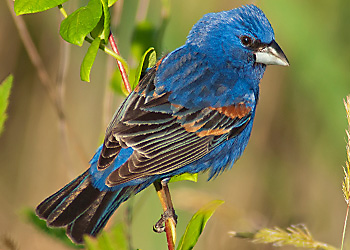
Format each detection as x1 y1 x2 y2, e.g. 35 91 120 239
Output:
186 4 289 68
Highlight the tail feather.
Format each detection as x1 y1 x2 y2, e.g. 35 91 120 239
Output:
35 170 142 244
47 178 101 227
36 170 90 220
67 185 141 243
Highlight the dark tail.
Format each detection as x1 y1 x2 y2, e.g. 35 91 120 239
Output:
36 170 140 244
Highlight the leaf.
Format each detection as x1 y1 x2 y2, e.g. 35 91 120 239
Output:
86 0 110 44
177 200 224 250
101 0 111 44
109 223 129 250
81 37 101 82
84 222 129 250
108 0 119 7
169 173 198 183
22 208 83 249
90 16 105 40
0 75 13 136
14 0 69 15
131 47 156 90
60 0 102 46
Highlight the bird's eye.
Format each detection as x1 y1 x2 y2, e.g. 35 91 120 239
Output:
240 35 254 47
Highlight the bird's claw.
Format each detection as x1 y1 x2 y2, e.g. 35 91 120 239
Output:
153 209 178 233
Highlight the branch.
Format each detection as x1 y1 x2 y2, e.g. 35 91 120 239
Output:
7 0 89 173
154 181 177 250
108 33 131 94
7 0 63 119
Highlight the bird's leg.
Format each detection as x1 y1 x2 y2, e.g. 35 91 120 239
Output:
153 208 177 233
153 179 178 233
153 179 177 249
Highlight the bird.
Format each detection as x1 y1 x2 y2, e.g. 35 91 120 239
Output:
36 4 289 244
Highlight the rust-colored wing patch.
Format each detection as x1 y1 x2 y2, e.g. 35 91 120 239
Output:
178 103 251 137
196 128 231 137
182 121 206 133
209 103 251 119
155 55 167 70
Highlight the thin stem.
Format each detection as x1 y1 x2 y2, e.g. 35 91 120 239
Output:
154 181 176 250
341 202 349 250
7 0 89 172
83 36 130 76
102 2 123 129
163 183 177 248
7 0 62 118
108 33 131 94
56 22 76 178
58 4 68 18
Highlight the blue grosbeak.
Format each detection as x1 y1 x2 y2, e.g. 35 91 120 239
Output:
36 4 289 243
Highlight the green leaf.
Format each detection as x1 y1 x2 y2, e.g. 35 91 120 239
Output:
90 16 105 40
131 47 156 90
0 75 13 136
81 37 101 82
22 207 83 249
108 0 119 7
169 173 198 183
86 0 110 44
14 0 69 15
84 237 98 250
109 223 129 250
60 0 102 46
177 200 224 250
85 222 129 250
101 0 111 44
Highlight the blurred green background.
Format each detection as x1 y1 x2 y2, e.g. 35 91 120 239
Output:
1 0 350 249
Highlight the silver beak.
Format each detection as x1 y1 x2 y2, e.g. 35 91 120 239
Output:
254 40 289 66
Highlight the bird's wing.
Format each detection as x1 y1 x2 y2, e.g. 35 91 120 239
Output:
97 63 253 187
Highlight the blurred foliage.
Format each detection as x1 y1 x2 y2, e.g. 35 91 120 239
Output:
261 1 350 164
84 223 131 250
24 200 221 250
0 75 12 136
22 208 83 249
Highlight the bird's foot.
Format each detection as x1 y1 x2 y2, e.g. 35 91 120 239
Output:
153 208 178 233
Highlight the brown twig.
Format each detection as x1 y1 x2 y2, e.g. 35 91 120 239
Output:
154 181 177 250
6 0 63 118
7 0 89 174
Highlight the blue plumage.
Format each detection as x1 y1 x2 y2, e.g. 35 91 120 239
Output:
36 4 289 244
